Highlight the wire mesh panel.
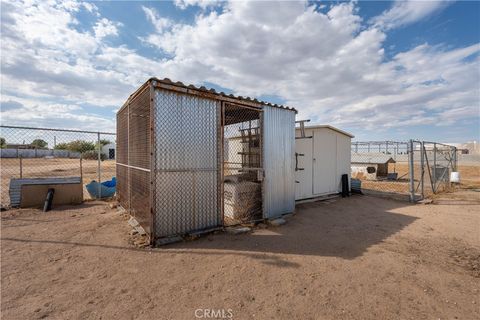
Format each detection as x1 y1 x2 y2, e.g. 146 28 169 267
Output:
153 89 221 238
116 106 129 210
0 126 116 207
128 86 152 235
223 103 263 226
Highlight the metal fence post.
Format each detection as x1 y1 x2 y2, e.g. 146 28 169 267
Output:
420 141 424 199
453 146 457 171
433 143 437 193
19 156 23 179
408 139 415 202
97 132 101 199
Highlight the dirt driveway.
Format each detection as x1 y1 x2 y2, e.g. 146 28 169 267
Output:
1 192 479 320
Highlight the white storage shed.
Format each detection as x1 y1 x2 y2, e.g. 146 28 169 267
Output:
295 125 354 200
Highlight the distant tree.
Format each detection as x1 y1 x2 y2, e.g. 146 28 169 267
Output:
54 142 69 150
66 140 96 153
99 139 111 146
53 140 95 153
0 137 6 149
31 139 48 149
95 139 111 149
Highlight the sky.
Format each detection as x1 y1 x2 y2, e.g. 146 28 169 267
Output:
1 0 479 142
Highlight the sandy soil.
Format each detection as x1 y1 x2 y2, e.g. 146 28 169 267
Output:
1 191 479 320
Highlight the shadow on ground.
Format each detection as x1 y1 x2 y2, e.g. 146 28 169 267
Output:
170 195 418 259
1 195 418 262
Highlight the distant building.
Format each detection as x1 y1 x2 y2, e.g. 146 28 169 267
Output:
101 143 115 159
443 141 479 155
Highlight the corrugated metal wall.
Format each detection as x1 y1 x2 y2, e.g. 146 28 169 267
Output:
153 89 221 238
263 106 296 218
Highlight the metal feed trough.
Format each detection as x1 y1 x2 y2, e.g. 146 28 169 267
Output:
116 78 297 244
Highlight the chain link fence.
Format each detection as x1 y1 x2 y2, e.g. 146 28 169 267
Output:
0 125 116 208
351 140 457 201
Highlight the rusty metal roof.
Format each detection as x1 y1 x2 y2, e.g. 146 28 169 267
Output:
126 77 297 113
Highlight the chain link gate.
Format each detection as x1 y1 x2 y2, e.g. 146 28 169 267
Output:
412 141 457 198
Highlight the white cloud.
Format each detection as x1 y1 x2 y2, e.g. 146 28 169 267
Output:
142 6 172 33
141 0 479 136
94 18 121 39
0 0 161 109
1 0 478 141
0 95 115 132
174 0 221 10
371 0 453 30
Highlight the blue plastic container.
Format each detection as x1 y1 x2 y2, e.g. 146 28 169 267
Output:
86 177 116 199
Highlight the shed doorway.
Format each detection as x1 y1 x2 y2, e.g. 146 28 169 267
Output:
222 103 263 226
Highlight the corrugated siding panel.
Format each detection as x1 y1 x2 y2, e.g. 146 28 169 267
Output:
153 89 221 237
263 106 296 218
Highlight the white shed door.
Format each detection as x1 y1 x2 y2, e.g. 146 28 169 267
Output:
313 130 337 195
294 138 313 200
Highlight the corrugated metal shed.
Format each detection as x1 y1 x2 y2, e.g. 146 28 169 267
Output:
351 153 396 164
117 77 297 243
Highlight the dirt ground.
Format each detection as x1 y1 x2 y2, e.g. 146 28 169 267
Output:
1 190 479 320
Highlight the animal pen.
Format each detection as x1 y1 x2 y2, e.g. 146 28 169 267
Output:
116 78 296 244
351 140 458 201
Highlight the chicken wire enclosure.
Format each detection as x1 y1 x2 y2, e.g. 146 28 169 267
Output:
117 78 296 243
